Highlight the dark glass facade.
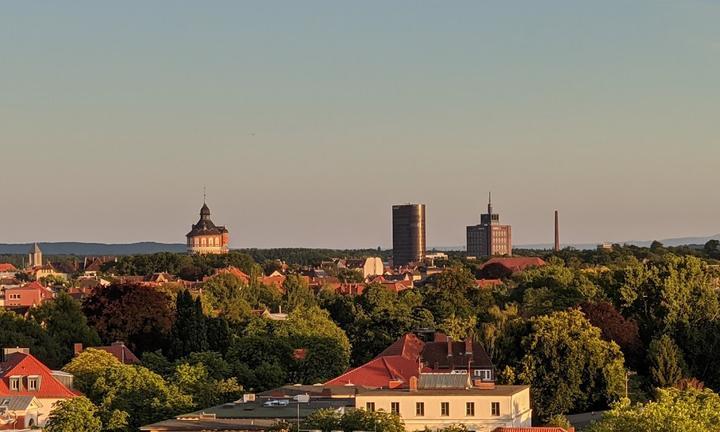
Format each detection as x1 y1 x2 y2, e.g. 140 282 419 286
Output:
392 204 426 266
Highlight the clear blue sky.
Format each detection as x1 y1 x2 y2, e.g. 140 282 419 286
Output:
2 1 719 248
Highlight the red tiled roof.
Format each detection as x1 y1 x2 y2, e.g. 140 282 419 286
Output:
325 333 495 388
96 343 140 365
476 279 503 288
0 263 17 272
0 352 79 398
210 267 251 284
481 257 546 273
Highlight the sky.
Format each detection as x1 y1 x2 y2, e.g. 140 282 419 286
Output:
1 1 719 248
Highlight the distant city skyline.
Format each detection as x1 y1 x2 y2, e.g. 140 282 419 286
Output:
2 1 719 248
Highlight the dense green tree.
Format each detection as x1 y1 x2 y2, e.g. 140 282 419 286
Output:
45 397 102 432
282 275 317 311
29 291 100 364
647 334 686 389
63 349 124 394
0 309 63 368
478 304 527 369
171 362 242 408
90 364 193 430
303 408 343 432
587 388 720 432
515 261 599 316
170 290 208 359
580 301 643 370
201 273 253 322
519 309 625 421
612 256 717 341
184 351 233 380
438 314 477 340
206 316 232 355
419 266 477 321
339 408 405 432
83 283 174 354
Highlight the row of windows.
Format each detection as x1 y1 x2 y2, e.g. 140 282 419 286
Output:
366 401 501 417
189 236 223 247
8 376 41 392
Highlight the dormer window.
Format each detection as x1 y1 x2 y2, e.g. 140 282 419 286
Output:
27 375 40 391
9 376 20 391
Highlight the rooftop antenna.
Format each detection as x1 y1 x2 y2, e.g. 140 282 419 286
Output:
487 191 493 215
203 186 207 204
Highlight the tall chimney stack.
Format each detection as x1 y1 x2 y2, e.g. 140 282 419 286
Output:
554 210 560 252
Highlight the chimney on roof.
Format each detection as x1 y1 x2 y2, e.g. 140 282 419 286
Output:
2 347 30 362
409 376 418 392
554 210 560 252
447 338 453 358
74 343 83 356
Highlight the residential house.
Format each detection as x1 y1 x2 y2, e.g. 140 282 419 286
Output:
3 282 54 310
0 395 42 430
73 342 141 365
0 348 79 427
355 373 531 431
325 332 496 388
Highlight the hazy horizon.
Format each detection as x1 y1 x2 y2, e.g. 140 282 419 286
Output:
2 1 719 248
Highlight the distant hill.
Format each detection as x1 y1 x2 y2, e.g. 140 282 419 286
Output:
0 242 186 256
1 233 718 256
518 234 720 250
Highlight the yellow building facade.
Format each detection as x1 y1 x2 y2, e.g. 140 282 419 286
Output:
355 385 532 432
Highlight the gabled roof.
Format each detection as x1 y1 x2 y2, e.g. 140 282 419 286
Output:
0 352 79 398
0 395 40 411
325 333 495 389
0 263 17 272
95 342 140 365
209 267 250 284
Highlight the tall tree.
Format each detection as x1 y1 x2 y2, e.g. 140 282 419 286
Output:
587 388 720 432
83 283 174 354
647 334 686 389
29 291 100 364
170 290 208 359
45 397 102 432
519 309 625 421
0 309 63 368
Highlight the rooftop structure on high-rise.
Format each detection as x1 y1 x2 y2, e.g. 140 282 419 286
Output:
392 204 426 267
466 193 512 258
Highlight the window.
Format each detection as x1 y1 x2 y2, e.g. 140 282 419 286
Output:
441 402 450 416
366 402 375 412
491 402 500 416
416 402 424 416
27 376 39 391
391 402 400 414
473 369 493 381
9 377 20 391
466 402 475 416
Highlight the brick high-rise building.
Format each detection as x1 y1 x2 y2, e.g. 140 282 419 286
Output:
466 194 512 258
392 204 426 267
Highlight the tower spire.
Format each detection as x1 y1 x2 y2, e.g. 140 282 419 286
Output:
554 210 560 252
488 191 493 215
203 186 207 205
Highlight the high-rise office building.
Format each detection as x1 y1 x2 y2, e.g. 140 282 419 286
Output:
466 194 512 257
392 204 426 266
